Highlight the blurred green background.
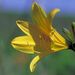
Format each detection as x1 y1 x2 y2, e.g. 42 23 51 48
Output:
0 0 75 75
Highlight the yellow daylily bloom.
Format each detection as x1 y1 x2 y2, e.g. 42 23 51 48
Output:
11 3 68 72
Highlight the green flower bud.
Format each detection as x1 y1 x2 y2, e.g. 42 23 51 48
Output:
63 22 75 51
63 28 74 43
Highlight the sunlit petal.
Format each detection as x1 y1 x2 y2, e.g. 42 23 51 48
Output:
11 36 35 54
16 20 30 36
51 42 68 51
48 8 60 24
30 55 40 72
50 28 68 50
47 9 68 50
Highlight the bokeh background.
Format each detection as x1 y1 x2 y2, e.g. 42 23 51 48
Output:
0 0 75 75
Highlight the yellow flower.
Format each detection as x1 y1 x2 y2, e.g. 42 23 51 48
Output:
11 3 68 72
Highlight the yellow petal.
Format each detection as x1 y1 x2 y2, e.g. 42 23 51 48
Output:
47 7 66 47
30 52 51 72
47 8 68 50
32 3 51 36
16 20 30 36
48 8 60 23
50 28 66 44
11 36 35 54
30 55 41 72
51 42 68 51
50 28 68 51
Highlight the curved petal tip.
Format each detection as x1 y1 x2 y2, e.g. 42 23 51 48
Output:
32 2 39 10
30 55 40 72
